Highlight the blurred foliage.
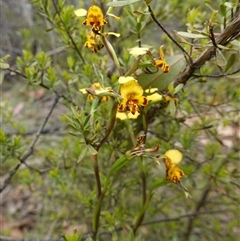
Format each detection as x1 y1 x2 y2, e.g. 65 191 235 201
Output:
1 0 239 241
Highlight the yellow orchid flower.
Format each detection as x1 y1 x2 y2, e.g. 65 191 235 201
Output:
83 5 107 31
80 83 111 102
154 46 170 73
118 79 148 115
145 88 163 102
166 165 185 184
116 111 140 120
118 76 136 84
74 8 87 17
106 13 120 21
129 47 150 58
84 31 103 53
163 149 185 184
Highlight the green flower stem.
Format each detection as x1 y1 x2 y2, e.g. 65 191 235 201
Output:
132 157 148 235
124 57 142 77
142 108 148 135
90 98 100 126
101 35 123 76
124 119 136 146
139 158 147 204
133 190 154 234
91 101 118 239
92 154 102 198
97 100 118 150
92 177 110 240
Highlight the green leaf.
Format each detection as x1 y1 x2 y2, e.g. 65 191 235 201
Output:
77 144 98 163
0 70 4 85
226 73 240 79
225 54 235 72
209 10 218 23
62 229 83 241
137 54 186 91
173 83 184 95
224 2 233 9
144 0 153 4
151 179 167 190
168 82 174 94
168 98 176 115
219 4 226 17
176 31 208 39
187 8 199 25
0 129 6 142
77 145 88 163
216 48 227 67
47 66 57 87
0 62 10 69
87 145 98 156
136 22 142 32
106 0 143 7
1 54 11 62
108 155 132 176
67 56 75 69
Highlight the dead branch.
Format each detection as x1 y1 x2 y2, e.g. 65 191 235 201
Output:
175 15 240 86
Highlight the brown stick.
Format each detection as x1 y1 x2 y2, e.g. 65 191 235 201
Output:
175 15 240 86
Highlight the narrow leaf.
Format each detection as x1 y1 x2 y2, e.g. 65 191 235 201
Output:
77 146 88 163
0 70 4 85
106 0 142 7
151 179 167 190
226 73 240 79
168 98 176 115
173 83 184 95
177 31 208 39
87 145 98 155
108 156 132 176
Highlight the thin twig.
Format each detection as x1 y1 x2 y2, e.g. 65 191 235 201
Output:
0 209 228 241
192 68 240 78
7 67 78 107
183 185 211 240
147 4 192 65
5 125 65 136
51 0 85 64
0 164 21 193
183 154 230 240
0 95 60 193
20 95 60 162
209 24 218 48
141 209 228 226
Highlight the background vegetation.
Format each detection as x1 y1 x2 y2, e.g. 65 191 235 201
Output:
1 0 239 240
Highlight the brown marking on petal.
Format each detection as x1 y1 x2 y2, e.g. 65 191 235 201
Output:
166 165 185 184
118 104 124 111
164 157 172 170
172 176 179 183
154 59 164 68
143 97 148 105
130 104 138 115
163 65 170 73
